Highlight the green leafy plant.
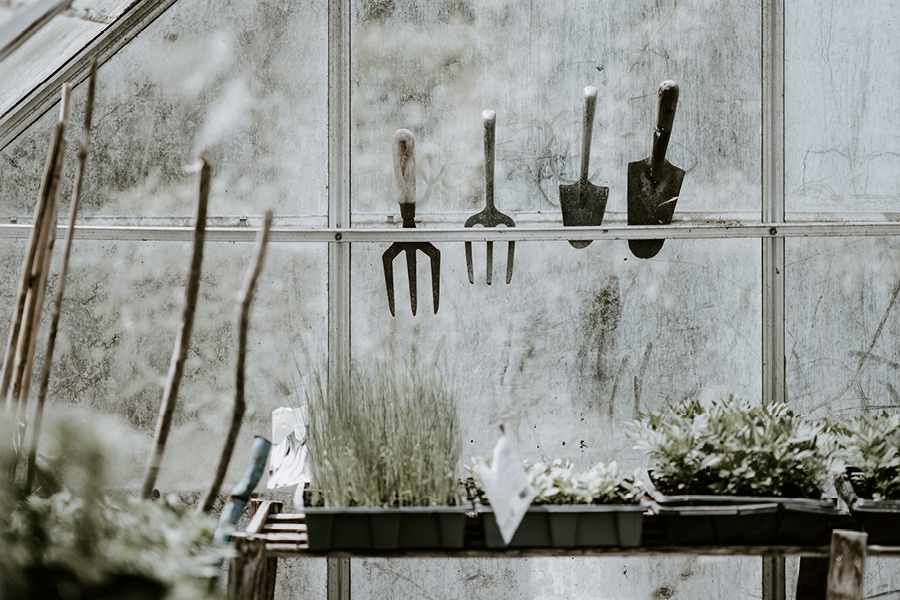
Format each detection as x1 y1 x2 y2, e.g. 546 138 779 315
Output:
834 413 900 501
627 396 832 498
1 416 222 600
305 361 461 508
467 458 641 505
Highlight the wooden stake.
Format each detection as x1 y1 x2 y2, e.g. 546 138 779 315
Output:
826 529 867 600
24 63 97 494
1 86 70 407
199 210 273 513
140 153 210 499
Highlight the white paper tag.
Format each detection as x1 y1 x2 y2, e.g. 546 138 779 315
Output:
474 434 535 545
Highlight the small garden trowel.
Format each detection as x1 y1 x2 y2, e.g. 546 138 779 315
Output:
627 81 685 259
559 85 608 249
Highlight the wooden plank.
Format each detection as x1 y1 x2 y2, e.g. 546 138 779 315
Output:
228 536 268 600
261 532 308 543
246 500 282 535
826 530 867 600
261 523 308 532
327 556 350 600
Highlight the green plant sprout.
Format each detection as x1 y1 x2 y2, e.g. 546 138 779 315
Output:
627 396 833 498
834 413 900 501
468 457 641 505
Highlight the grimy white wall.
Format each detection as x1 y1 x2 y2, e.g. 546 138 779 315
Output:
1 0 899 598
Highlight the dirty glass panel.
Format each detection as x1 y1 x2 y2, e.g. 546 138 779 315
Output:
351 238 761 597
0 239 327 492
0 0 327 221
350 0 762 222
785 1 900 218
786 237 900 417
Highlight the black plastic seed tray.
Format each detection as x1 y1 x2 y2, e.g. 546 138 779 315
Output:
479 505 645 548
834 468 900 545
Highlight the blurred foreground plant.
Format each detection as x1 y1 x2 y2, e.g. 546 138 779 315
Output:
1 416 222 600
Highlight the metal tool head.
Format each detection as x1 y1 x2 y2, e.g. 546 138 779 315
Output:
382 129 441 316
464 110 515 284
627 81 684 259
559 85 608 249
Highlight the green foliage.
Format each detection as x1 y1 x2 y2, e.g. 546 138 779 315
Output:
468 458 641 505
834 413 900 501
627 396 832 498
305 361 462 508
1 416 222 600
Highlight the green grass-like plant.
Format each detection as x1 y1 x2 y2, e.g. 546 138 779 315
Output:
834 413 900 501
627 396 832 498
305 362 461 508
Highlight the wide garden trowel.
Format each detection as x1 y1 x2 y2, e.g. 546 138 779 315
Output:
559 85 608 249
627 81 685 259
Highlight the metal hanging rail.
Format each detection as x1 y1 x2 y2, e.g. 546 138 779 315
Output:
1 221 899 243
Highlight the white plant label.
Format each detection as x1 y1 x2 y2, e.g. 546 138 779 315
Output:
474 433 535 545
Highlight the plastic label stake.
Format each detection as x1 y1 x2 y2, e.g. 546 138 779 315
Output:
475 433 536 544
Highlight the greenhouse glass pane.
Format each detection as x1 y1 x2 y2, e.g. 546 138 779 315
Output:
0 0 328 221
0 239 327 491
785 1 900 219
350 237 761 597
786 237 900 417
350 0 762 222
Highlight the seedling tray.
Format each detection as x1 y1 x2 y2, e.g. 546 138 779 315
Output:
835 468 900 545
644 471 837 546
479 505 645 548
303 506 469 550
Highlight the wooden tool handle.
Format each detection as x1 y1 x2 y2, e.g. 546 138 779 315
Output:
392 129 416 206
483 110 496 210
651 81 679 177
580 86 598 184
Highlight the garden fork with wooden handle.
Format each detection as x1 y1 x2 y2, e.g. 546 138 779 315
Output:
465 110 515 285
382 129 441 316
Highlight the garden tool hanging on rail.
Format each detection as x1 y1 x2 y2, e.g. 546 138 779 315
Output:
382 129 440 316
465 110 516 284
627 81 685 259
559 85 608 249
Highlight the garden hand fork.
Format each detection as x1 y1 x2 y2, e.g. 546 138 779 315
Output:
382 129 440 316
465 110 515 285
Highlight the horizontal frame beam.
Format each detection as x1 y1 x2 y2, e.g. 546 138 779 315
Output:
2 221 900 243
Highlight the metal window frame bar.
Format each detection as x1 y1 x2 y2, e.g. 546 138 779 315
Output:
761 0 786 597
326 0 352 597
1 221 899 243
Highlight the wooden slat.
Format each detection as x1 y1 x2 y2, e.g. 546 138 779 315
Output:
262 523 307 532
262 532 308 543
826 530 867 600
246 500 280 535
268 513 306 523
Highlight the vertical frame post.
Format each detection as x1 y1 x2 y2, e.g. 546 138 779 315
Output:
762 0 786 598
327 0 352 599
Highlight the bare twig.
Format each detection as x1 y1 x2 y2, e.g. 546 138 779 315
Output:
24 63 97 494
199 210 273 513
1 86 71 409
140 153 210 499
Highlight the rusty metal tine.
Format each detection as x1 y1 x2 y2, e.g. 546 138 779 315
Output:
405 248 417 316
382 245 400 317
422 244 440 313
506 241 515 284
485 241 493 285
465 241 474 284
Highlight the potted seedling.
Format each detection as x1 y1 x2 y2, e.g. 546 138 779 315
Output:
627 396 838 545
303 362 467 550
468 458 644 548
832 413 900 544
